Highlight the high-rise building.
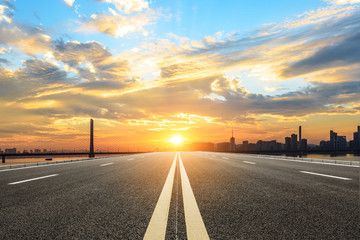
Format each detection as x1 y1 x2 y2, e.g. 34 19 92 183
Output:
336 136 347 150
291 134 297 151
285 137 291 151
353 126 360 149
230 129 236 152
300 139 307 151
299 126 302 142
328 130 348 150
330 130 337 150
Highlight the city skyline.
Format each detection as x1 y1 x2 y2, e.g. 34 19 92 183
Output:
1 0 360 150
1 123 359 153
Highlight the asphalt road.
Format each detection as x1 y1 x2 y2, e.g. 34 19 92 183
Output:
0 152 358 239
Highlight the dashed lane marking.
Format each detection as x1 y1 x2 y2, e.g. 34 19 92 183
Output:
100 163 114 167
8 174 59 185
243 161 256 165
300 171 351 180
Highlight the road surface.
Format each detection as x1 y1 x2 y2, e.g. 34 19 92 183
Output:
0 152 358 239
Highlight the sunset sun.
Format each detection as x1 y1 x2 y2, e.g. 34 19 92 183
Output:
169 135 183 145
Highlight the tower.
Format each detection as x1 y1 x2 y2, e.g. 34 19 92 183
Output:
89 118 95 158
299 126 302 142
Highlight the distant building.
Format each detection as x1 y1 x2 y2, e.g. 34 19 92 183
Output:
238 141 256 151
300 139 307 151
43 149 47 153
337 136 347 150
320 130 348 151
330 130 337 150
5 148 16 154
320 140 330 150
34 149 41 153
216 142 231 152
285 137 291 151
256 140 282 151
230 129 236 152
191 142 214 151
291 134 297 151
352 126 360 150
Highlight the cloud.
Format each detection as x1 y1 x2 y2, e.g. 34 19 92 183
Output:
0 59 76 101
0 23 51 54
325 0 360 5
0 57 9 65
81 11 152 37
52 40 131 84
64 0 75 7
16 59 68 83
282 32 360 77
99 0 149 14
0 4 13 23
77 80 125 90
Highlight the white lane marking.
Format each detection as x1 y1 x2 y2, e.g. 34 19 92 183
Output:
8 174 59 185
100 163 113 167
242 154 359 168
178 153 210 240
243 161 256 165
300 171 351 180
127 158 134 161
221 157 229 159
0 155 133 172
143 154 177 240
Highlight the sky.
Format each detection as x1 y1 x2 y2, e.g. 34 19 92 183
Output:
1 0 360 151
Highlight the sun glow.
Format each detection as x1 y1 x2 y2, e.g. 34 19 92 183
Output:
169 135 183 145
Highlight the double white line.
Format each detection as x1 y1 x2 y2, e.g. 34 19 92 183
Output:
143 152 209 240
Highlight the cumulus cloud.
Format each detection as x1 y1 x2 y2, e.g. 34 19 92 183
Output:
325 0 360 5
0 4 12 23
81 12 151 37
79 0 154 37
16 59 68 83
282 32 360 77
0 23 51 54
64 0 75 7
52 40 131 84
99 0 148 14
0 59 76 101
